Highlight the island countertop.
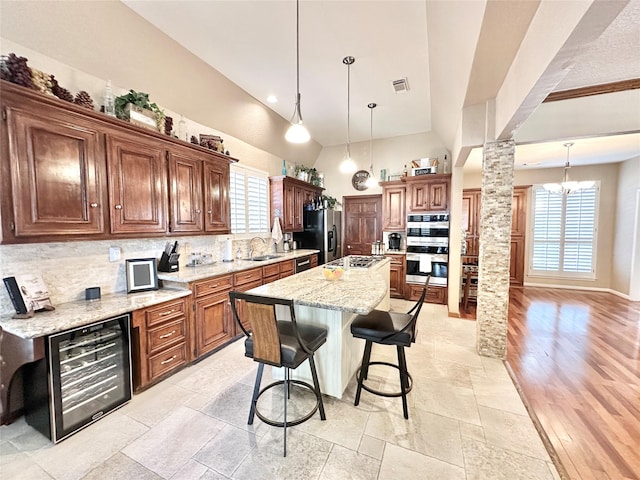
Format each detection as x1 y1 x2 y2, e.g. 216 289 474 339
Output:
246 257 390 315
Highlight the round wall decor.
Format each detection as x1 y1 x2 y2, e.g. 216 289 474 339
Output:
351 170 370 191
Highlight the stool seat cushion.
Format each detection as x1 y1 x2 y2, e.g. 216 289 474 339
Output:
351 310 413 346
245 321 327 368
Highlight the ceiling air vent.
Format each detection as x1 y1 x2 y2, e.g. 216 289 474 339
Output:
392 77 410 93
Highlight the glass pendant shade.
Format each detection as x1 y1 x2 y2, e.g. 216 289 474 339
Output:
340 145 356 173
543 143 594 195
285 95 310 143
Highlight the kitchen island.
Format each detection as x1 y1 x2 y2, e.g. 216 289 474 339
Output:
245 256 390 398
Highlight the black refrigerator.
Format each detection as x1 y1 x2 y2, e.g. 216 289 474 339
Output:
293 209 342 265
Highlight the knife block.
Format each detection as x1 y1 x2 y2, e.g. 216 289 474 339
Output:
158 252 180 272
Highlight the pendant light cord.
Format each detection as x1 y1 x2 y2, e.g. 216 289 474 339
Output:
347 60 351 157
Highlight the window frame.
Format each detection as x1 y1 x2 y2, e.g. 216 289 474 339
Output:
229 164 270 236
528 182 599 281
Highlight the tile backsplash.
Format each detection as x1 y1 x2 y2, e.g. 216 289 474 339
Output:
0 234 273 316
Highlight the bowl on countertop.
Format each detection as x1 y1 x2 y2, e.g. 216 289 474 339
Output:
323 266 344 281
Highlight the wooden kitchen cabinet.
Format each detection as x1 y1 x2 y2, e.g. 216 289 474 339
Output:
270 176 323 233
406 175 450 213
1 82 107 241
310 253 318 268
192 274 234 358
106 132 168 234
168 149 203 233
167 148 231 234
132 296 190 391
462 186 528 286
279 259 295 278
381 182 406 231
203 160 230 234
0 80 235 243
406 283 447 305
262 263 280 284
387 253 405 298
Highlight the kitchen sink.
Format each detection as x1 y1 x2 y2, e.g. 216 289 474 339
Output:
246 255 283 261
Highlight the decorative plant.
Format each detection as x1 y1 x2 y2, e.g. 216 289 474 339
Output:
321 194 341 209
114 89 164 121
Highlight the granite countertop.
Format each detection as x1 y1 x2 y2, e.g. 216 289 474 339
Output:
246 257 390 315
157 249 320 283
0 289 191 339
385 250 406 255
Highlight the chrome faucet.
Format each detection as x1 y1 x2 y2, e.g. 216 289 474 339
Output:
249 237 266 259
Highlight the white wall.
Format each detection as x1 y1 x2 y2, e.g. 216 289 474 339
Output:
612 157 640 298
314 132 448 205
0 0 322 166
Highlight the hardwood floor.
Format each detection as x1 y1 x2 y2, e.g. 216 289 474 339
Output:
506 287 640 480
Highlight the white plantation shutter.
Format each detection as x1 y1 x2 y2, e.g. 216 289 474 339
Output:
531 184 598 278
229 165 269 234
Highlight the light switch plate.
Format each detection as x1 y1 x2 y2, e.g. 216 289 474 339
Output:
109 246 121 262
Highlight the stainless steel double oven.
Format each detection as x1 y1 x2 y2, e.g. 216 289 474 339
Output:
406 213 449 286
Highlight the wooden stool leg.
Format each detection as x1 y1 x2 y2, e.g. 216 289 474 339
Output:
248 363 264 425
397 346 409 419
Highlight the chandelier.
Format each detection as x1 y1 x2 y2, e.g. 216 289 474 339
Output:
543 142 595 195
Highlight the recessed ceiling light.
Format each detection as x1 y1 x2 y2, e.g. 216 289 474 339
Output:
267 95 278 104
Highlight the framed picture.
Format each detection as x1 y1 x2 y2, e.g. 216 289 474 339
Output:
126 258 159 293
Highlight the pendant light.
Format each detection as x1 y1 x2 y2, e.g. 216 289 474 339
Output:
285 0 310 143
365 103 378 187
543 142 595 195
339 56 357 173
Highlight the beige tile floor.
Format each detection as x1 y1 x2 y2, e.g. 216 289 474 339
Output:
1 300 560 480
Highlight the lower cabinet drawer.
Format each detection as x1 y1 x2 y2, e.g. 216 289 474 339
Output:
147 317 186 355
263 274 279 285
279 260 295 276
145 298 186 327
406 283 447 304
148 342 188 380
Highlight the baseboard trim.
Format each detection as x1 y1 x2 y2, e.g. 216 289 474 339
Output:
522 283 639 301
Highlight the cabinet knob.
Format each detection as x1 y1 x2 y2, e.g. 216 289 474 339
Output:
115 204 122 210
207 210 212 214
194 209 201 214
89 203 98 208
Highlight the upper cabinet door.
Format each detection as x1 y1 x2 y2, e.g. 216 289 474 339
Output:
203 160 230 233
408 182 429 212
428 182 448 211
382 184 406 231
5 106 105 238
106 133 168 234
168 151 203 233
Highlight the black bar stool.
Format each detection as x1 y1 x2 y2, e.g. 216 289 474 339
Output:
350 275 430 419
229 291 327 456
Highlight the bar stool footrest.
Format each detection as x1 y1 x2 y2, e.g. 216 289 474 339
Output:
254 379 321 428
357 361 413 398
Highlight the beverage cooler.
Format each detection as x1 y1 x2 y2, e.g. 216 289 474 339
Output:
24 314 132 443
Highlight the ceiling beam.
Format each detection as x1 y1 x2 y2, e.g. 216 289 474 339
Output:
543 78 640 102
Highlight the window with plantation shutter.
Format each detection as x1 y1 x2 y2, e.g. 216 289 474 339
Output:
530 184 598 279
229 165 269 234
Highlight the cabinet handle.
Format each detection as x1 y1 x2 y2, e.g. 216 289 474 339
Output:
160 355 177 365
195 209 201 214
89 203 98 208
159 330 176 339
207 210 212 214
115 204 122 210
209 284 219 288
159 309 175 316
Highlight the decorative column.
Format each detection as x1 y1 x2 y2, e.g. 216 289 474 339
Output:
476 140 515 358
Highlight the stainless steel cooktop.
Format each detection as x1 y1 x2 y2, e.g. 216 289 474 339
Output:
325 255 384 269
